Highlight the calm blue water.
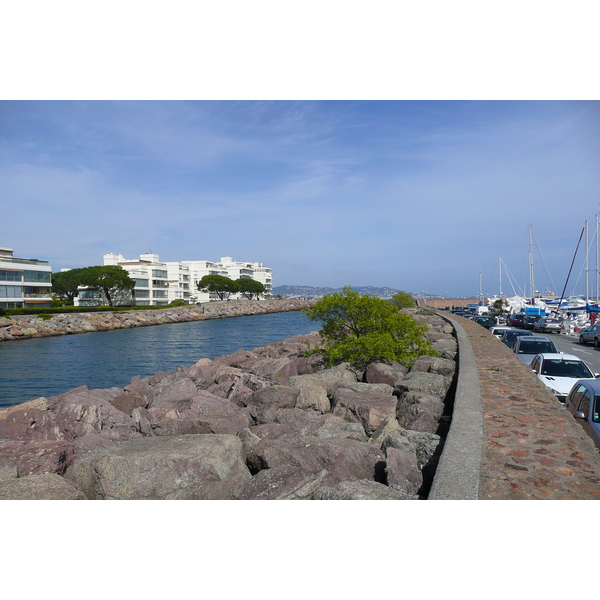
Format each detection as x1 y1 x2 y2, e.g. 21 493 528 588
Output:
0 311 320 407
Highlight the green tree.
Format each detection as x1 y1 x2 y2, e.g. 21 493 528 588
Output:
236 278 265 300
389 291 416 309
197 274 239 301
51 268 87 304
302 286 434 368
81 265 135 307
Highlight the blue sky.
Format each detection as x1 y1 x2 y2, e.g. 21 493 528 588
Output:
1 100 599 297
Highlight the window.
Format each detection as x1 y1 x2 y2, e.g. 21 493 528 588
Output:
0 285 22 298
79 290 101 299
518 341 557 354
152 269 167 278
0 270 23 281
568 384 587 408
0 301 23 308
153 290 167 298
593 396 600 423
541 359 593 379
134 278 149 287
133 290 150 298
578 389 592 417
23 270 51 283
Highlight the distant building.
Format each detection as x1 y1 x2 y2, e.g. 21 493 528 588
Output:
181 256 273 302
0 246 53 309
75 252 272 306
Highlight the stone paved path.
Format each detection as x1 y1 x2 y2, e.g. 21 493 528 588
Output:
446 314 600 500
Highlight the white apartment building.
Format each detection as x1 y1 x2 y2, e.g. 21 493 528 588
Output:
181 256 272 302
0 247 53 309
86 252 272 306
100 252 183 306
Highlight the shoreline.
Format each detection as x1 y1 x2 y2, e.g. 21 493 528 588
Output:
0 299 317 343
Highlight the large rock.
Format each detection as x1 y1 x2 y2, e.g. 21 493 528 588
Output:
385 447 422 496
395 371 452 400
68 434 252 500
287 363 359 394
382 430 443 471
248 357 298 384
396 391 445 432
240 466 330 499
331 385 397 436
0 439 74 475
365 363 408 386
51 389 138 441
248 386 301 410
295 385 330 413
0 473 86 500
245 435 385 486
0 407 62 441
147 377 198 410
410 356 456 377
149 390 252 435
430 338 458 360
312 479 413 500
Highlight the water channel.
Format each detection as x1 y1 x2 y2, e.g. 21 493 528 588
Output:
0 311 320 408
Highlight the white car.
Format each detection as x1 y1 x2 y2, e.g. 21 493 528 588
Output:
530 353 598 403
490 326 513 340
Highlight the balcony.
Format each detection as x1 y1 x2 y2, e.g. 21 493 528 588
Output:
24 293 53 298
0 257 49 266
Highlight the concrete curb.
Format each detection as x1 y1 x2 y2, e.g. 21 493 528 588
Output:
428 312 483 500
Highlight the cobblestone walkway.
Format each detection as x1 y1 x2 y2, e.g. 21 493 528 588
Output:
446 314 600 500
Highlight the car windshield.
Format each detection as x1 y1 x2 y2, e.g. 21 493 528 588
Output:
518 341 557 354
541 359 593 378
506 331 530 340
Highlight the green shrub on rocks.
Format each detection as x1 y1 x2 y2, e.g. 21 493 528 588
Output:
302 286 436 369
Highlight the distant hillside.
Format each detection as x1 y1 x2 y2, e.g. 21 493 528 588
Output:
272 285 404 299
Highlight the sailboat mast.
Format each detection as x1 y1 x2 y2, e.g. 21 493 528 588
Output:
596 213 598 304
585 219 589 300
499 256 503 296
529 224 535 299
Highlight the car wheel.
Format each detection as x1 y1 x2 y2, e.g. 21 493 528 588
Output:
595 337 600 348
580 335 586 344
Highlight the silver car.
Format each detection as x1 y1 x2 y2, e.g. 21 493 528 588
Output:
512 336 558 365
578 324 600 346
533 318 563 334
501 329 533 350
565 379 600 449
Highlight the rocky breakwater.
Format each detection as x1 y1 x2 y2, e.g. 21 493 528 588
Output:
0 299 315 342
0 309 457 500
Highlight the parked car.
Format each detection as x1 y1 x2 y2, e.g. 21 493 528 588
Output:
490 326 512 340
512 336 559 365
473 315 496 329
533 317 563 334
507 313 525 327
564 379 600 449
578 324 600 346
522 314 542 330
501 329 533 350
530 353 597 403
